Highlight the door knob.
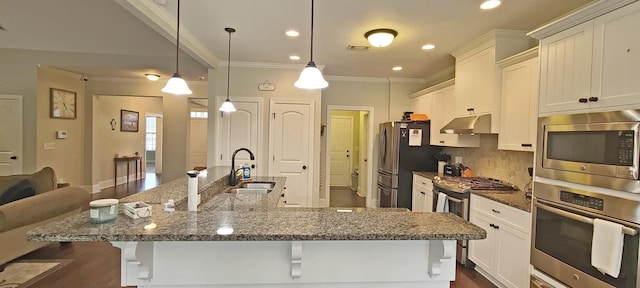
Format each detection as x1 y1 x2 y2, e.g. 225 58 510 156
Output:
10 156 17 160
302 165 307 170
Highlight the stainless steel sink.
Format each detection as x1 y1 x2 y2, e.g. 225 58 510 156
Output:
238 181 276 190
225 188 272 194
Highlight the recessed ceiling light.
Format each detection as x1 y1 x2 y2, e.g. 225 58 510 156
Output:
289 55 301 60
286 30 300 37
392 66 403 71
422 44 436 50
145 74 161 81
480 0 501 10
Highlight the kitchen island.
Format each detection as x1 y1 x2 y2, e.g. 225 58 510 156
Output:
29 167 485 288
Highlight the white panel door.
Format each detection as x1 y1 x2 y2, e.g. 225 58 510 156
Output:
189 117 207 169
330 116 353 187
269 100 313 207
217 98 260 170
0 95 22 176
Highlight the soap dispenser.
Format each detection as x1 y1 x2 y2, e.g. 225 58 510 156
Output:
243 163 251 179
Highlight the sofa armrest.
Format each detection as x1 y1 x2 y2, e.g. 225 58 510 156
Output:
0 186 89 233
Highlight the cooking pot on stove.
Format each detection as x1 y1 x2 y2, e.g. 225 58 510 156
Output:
444 164 462 177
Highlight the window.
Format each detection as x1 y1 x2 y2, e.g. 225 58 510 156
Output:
190 111 208 119
146 117 156 151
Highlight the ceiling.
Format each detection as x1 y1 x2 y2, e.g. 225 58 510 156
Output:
0 0 594 81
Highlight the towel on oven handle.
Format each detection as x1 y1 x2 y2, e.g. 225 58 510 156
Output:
436 192 449 212
591 218 624 278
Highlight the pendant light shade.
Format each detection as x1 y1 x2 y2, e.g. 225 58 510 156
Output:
295 61 328 89
162 0 192 95
295 0 328 90
219 27 237 112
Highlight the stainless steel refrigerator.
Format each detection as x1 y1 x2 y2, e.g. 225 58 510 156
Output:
377 121 440 209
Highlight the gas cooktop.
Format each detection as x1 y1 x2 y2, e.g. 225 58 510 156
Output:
433 176 517 194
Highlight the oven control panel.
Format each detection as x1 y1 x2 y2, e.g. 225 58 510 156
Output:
560 191 604 211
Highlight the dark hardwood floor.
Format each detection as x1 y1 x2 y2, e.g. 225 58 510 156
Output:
14 174 496 288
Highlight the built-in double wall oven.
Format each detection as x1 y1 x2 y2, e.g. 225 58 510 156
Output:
533 110 640 287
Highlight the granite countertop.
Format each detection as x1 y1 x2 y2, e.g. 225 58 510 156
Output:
27 168 486 242
413 171 532 212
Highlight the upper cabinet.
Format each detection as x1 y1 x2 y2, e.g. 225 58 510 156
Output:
529 0 640 115
451 30 531 133
498 48 539 152
410 80 480 147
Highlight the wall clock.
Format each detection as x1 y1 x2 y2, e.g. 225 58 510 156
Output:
50 88 77 119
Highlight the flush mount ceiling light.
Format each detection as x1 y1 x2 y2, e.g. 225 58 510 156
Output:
294 0 328 90
161 0 192 95
480 0 501 9
219 27 237 113
364 28 398 47
145 74 160 81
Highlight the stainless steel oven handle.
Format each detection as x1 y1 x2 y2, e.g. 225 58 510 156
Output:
535 201 638 236
446 196 463 203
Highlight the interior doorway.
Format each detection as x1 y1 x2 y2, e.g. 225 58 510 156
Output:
145 114 163 175
188 99 208 170
325 106 374 208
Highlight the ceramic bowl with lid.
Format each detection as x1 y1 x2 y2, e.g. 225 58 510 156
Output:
89 198 119 223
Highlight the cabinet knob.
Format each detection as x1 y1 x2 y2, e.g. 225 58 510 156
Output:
578 98 588 103
420 191 426 195
439 140 445 144
588 97 599 102
491 209 501 214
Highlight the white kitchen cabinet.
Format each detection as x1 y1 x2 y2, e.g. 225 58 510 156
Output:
410 94 431 115
410 80 480 148
591 1 640 109
451 30 530 133
469 194 531 288
537 21 594 114
497 48 539 152
530 0 640 115
412 174 433 212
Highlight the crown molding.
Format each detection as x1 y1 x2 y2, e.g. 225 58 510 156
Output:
528 0 636 39
409 79 455 98
497 47 539 68
451 29 528 58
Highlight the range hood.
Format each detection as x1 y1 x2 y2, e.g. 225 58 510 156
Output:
440 114 492 134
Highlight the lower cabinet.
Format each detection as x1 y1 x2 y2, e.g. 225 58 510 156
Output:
469 194 531 288
412 175 433 212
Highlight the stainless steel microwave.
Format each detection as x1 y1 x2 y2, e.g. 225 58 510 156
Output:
536 110 640 193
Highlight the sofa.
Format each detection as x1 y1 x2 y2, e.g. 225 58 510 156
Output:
0 167 89 266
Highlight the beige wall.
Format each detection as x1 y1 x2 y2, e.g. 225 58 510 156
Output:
443 134 534 189
92 95 162 188
85 79 208 186
0 48 207 186
36 68 86 185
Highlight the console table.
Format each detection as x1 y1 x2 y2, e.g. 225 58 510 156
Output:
114 156 142 187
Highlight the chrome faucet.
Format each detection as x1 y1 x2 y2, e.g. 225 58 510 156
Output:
229 148 255 186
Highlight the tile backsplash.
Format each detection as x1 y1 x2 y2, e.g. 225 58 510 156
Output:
442 134 534 189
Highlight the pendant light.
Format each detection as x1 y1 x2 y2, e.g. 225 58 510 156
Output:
219 27 237 112
161 0 192 95
294 0 328 89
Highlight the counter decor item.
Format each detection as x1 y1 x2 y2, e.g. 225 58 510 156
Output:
123 201 152 219
89 199 118 223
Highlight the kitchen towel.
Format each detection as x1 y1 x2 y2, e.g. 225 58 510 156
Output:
436 192 449 212
591 218 625 278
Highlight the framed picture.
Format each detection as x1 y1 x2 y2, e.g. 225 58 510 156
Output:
120 109 139 132
50 88 77 119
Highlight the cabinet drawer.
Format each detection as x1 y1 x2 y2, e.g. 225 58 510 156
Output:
471 194 530 231
413 175 433 189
